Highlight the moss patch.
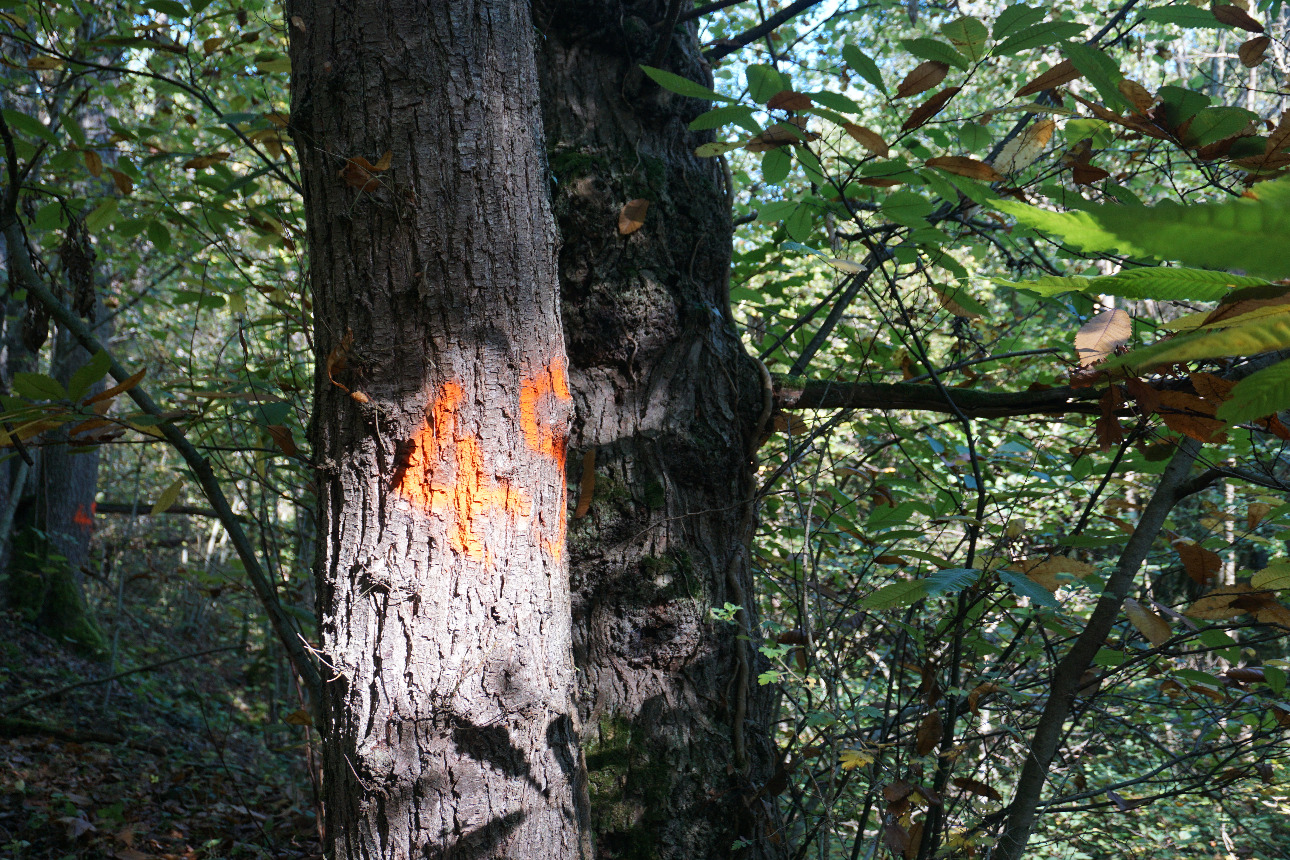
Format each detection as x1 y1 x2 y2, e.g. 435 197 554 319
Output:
584 715 673 858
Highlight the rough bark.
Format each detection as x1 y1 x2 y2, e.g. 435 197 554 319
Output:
535 4 784 857
289 2 586 857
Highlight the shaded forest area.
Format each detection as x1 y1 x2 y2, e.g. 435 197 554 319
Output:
3 0 1290 858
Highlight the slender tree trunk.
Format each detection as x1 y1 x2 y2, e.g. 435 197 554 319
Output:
536 4 784 857
289 2 587 857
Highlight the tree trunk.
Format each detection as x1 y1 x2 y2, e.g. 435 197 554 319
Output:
535 4 784 857
289 2 587 857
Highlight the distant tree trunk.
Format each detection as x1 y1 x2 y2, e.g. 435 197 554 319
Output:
289 1 587 857
536 4 784 857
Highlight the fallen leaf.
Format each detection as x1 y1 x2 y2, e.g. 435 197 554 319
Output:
574 449 596 518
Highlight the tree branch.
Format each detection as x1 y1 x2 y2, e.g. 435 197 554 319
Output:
0 218 322 704
774 376 1103 419
704 0 827 61
993 437 1201 860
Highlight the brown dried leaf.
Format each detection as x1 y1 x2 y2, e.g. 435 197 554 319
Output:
1015 60 1081 98
952 776 1002 801
574 449 596 518
617 198 650 235
265 424 299 458
85 368 147 405
1238 35 1271 67
1253 601 1290 629
1075 308 1131 367
1072 162 1110 185
1156 390 1227 443
340 152 392 191
1190 371 1235 404
915 710 942 756
83 149 103 177
1019 555 1096 591
1185 584 1253 620
183 151 231 169
925 156 1002 182
745 123 816 152
895 61 949 99
107 168 133 196
1118 79 1155 114
967 682 1000 715
884 779 916 804
901 86 961 132
1125 597 1173 647
904 818 925 859
766 89 813 111
1212 3 1265 32
1248 502 1272 530
884 822 910 854
1175 540 1222 585
843 123 889 156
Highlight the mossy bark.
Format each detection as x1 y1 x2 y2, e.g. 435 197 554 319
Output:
536 3 784 857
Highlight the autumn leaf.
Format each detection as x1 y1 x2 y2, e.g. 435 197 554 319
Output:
1185 584 1255 620
1015 60 1082 98
840 748 874 770
151 477 185 515
183 151 231 169
925 156 1002 182
1211 3 1264 32
895 61 949 99
1156 390 1227 444
340 150 393 190
1247 502 1273 530
86 368 147 405
1174 539 1222 585
1117 79 1154 114
915 710 942 755
1019 556 1096 591
952 776 1002 801
107 168 133 196
265 424 299 458
901 86 961 132
1238 36 1270 67
83 149 103 177
766 89 813 111
843 123 889 155
618 199 649 235
1124 598 1172 647
283 708 313 726
966 682 1000 715
1075 308 1131 367
992 118 1054 175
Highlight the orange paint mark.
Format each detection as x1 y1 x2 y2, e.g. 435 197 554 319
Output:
394 359 570 563
73 503 94 531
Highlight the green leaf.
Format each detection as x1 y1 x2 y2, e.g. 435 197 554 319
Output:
1062 42 1126 110
143 0 188 17
694 140 745 157
993 21 1087 55
807 90 862 114
146 220 172 253
1265 665 1287 696
85 198 119 231
255 55 291 75
924 567 981 596
940 17 989 62
689 104 760 133
997 268 1268 302
1184 106 1258 148
68 350 112 401
1 109 58 145
900 37 969 71
11 372 68 401
1216 359 1290 423
152 477 185 515
842 44 887 95
1000 569 1061 608
992 178 1290 280
640 65 736 103
992 4 1046 40
1158 86 1211 127
785 203 814 242
859 579 929 610
1112 313 1290 372
747 64 790 103
1137 6 1225 28
762 147 792 185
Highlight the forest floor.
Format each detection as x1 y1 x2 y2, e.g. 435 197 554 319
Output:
0 610 321 859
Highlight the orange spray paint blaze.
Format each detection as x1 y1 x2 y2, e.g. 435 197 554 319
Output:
73 503 95 531
394 358 571 563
